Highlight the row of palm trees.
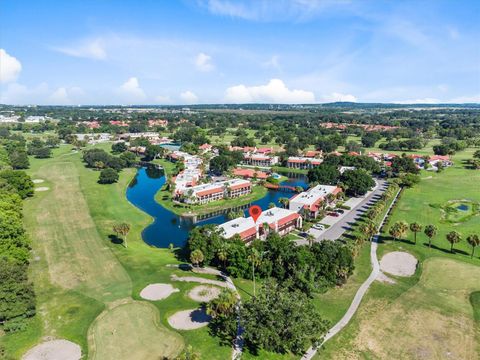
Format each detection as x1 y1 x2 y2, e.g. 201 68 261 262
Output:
387 221 480 257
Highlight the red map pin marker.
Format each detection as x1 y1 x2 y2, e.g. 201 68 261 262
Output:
249 205 262 223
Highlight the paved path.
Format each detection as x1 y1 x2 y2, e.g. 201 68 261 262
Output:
301 187 401 360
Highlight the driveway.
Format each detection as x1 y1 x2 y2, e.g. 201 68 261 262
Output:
299 179 388 244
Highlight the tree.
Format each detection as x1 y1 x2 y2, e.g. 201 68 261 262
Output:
209 155 231 175
175 345 201 360
340 169 375 196
98 168 119 184
409 222 423 244
361 220 377 241
466 234 480 258
248 248 261 297
190 249 204 267
306 234 315 248
0 170 34 199
111 141 127 153
113 222 130 248
389 221 408 241
278 197 290 209
446 231 462 253
217 243 229 270
240 282 329 354
307 164 340 185
424 224 437 249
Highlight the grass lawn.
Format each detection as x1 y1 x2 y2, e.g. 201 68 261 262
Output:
0 144 231 360
314 148 480 359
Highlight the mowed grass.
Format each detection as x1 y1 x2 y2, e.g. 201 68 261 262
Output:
319 257 480 359
89 300 183 360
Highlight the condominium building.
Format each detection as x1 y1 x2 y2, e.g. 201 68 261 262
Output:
286 157 323 169
181 179 252 204
243 154 279 167
289 184 342 219
218 207 302 243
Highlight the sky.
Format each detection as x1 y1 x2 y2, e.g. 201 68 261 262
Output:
0 0 479 105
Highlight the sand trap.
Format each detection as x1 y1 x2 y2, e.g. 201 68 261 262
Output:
171 274 227 288
380 251 418 277
140 283 179 301
35 187 49 192
22 339 81 360
168 308 211 330
377 271 396 284
189 285 221 302
32 179 44 183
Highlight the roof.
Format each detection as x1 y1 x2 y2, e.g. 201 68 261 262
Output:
287 157 322 164
289 184 340 208
232 168 269 179
430 155 450 161
229 182 252 190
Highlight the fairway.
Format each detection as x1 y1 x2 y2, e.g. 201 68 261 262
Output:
89 300 183 360
31 160 131 302
320 258 480 359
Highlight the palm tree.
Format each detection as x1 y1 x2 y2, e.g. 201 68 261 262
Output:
248 248 261 297
466 234 480 258
361 220 377 241
217 243 229 270
307 234 315 248
206 288 237 318
397 221 409 240
390 221 408 242
113 222 130 248
278 197 289 209
409 222 423 244
446 231 462 253
190 249 204 267
424 224 437 249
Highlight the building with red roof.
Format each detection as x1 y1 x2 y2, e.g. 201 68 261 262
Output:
232 168 269 180
287 157 322 169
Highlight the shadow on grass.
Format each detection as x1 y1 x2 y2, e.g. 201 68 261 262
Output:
108 234 124 245
425 243 470 256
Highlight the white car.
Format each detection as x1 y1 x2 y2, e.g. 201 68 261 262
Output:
312 223 325 230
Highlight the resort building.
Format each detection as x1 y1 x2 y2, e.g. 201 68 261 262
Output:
286 157 323 169
180 179 252 204
218 207 302 243
232 168 269 180
289 184 342 219
243 154 279 167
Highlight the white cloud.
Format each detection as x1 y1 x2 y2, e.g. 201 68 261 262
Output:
54 38 107 60
117 77 146 102
225 79 315 103
194 52 214 72
154 95 172 104
48 86 84 105
448 94 480 103
0 49 22 83
321 92 357 103
180 90 199 104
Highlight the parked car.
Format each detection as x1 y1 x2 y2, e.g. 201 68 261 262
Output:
335 209 345 214
312 223 325 230
299 232 309 238
328 212 340 217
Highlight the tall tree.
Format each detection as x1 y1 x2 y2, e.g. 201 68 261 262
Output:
190 249 204 267
424 224 437 249
361 220 377 241
466 234 480 258
113 223 130 248
248 248 261 297
409 222 423 244
446 231 462 253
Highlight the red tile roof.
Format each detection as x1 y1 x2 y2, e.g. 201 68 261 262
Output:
239 226 257 240
277 213 300 227
229 182 252 191
196 187 223 197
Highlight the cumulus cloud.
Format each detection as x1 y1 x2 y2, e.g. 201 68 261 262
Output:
48 87 84 105
0 49 22 83
194 52 214 72
154 95 173 104
54 38 107 60
180 90 198 104
117 77 146 102
321 92 357 103
225 79 315 103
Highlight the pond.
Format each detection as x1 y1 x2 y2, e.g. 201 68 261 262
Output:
126 166 308 248
457 204 469 211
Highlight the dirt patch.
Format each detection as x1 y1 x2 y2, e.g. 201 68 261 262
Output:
188 285 221 302
380 251 417 276
22 339 81 360
168 308 211 330
140 283 179 301
32 179 44 183
35 187 50 192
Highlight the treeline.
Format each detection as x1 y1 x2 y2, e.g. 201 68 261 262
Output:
0 169 35 333
82 148 137 184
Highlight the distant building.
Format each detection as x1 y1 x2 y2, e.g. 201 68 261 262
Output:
110 120 129 127
25 116 48 123
243 154 279 167
232 168 269 180
289 184 342 219
286 157 322 169
218 207 302 243
180 179 252 204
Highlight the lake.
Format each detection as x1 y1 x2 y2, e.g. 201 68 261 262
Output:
126 166 308 248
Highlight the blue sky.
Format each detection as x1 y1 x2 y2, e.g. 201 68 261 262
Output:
1 0 479 105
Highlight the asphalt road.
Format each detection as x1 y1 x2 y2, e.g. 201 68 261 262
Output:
306 179 388 243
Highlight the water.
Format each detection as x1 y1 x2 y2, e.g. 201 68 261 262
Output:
457 204 469 211
126 166 308 248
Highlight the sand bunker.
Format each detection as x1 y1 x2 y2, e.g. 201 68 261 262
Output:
189 285 221 302
377 271 396 284
32 179 44 183
35 187 49 192
22 339 81 360
168 308 211 330
171 274 227 288
140 283 179 301
380 251 418 277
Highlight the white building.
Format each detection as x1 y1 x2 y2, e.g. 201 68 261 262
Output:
289 184 342 219
181 179 252 204
219 207 302 243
